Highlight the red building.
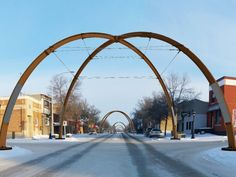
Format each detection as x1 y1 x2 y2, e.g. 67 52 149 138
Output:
208 76 236 134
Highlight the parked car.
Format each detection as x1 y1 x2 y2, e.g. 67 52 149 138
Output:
149 128 163 138
144 128 152 137
88 131 97 135
66 133 73 138
51 134 59 139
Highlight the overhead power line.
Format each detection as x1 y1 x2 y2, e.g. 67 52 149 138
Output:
55 45 178 52
161 50 181 75
77 75 158 80
52 52 75 77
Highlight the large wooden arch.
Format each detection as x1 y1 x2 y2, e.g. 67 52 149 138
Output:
59 37 176 139
0 32 235 150
99 110 135 132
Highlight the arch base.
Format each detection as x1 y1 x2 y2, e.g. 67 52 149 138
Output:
0 146 12 150
222 123 236 151
221 147 236 151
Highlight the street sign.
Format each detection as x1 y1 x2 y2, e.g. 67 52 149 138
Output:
233 109 236 127
63 121 67 126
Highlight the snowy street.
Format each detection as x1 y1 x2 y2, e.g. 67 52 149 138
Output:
0 133 235 177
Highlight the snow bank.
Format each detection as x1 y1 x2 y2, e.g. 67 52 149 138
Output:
201 147 236 169
32 135 49 140
6 133 107 144
144 133 228 143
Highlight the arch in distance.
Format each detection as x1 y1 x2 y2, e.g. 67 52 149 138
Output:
99 110 135 132
112 121 127 129
0 32 234 150
113 125 126 132
111 122 127 133
108 124 126 133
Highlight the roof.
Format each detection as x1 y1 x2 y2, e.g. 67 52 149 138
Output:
217 76 236 82
177 99 208 114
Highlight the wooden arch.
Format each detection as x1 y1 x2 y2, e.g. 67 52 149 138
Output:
99 110 134 132
0 32 234 150
112 121 127 129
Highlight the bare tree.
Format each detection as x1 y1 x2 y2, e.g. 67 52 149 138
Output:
132 73 200 131
78 99 100 132
48 74 82 120
165 73 201 107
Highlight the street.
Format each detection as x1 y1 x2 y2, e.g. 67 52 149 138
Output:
0 133 230 177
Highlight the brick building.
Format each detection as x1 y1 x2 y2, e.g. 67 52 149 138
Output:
207 76 236 134
0 94 51 138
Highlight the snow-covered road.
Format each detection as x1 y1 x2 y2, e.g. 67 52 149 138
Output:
0 133 234 177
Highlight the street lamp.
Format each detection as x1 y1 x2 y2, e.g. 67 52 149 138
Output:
49 114 52 139
191 110 196 139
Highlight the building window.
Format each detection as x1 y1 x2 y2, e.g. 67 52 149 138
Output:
189 122 192 130
34 118 38 127
44 100 50 109
45 117 50 126
215 110 221 125
186 122 192 130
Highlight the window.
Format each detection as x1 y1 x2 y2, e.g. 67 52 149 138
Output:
186 122 192 130
34 118 38 127
186 122 189 130
189 122 192 130
215 110 221 125
44 100 50 109
45 117 50 126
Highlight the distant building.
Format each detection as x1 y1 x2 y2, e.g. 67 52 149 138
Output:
177 99 209 134
207 76 236 134
30 94 52 135
0 94 51 138
160 117 173 132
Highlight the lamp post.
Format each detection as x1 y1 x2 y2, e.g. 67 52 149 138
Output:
49 114 52 139
191 110 196 139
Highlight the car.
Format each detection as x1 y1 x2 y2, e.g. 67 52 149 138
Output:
88 131 97 135
51 134 59 139
149 128 163 138
66 133 73 138
144 128 152 137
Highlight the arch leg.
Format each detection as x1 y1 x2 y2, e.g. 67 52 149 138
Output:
0 123 12 150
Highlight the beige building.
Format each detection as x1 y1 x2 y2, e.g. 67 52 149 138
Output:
160 116 173 132
0 94 51 138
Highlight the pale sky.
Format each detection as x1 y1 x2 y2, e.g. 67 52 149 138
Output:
0 0 236 126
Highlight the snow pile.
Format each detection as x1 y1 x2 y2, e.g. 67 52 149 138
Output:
0 146 32 159
32 135 50 140
201 147 236 169
145 133 228 143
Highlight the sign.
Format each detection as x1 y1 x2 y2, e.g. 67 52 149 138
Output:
233 109 236 127
63 121 67 126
